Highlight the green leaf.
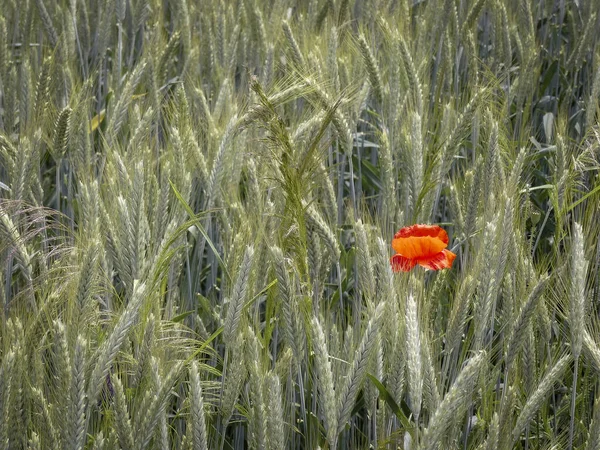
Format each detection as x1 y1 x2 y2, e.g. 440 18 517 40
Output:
185 326 224 365
564 182 600 213
539 60 558 95
366 373 416 439
171 310 195 323
169 179 231 282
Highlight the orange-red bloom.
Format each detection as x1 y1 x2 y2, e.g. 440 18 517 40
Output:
390 224 456 272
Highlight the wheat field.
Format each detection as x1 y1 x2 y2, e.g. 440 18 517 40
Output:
0 0 600 449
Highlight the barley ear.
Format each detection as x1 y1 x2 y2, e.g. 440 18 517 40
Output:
405 293 423 420
505 274 550 368
272 246 304 365
189 361 209 450
311 317 338 448
223 245 254 346
354 220 375 300
282 20 304 68
89 282 146 404
112 376 134 450
511 354 571 443
306 205 340 261
91 432 105 450
571 222 587 360
357 33 383 103
265 372 285 450
221 335 246 428
245 326 266 450
29 432 41 450
35 0 59 48
421 351 486 450
586 63 600 130
69 336 87 450
136 362 183 450
337 302 385 434
53 107 72 160
583 330 600 374
484 413 500 450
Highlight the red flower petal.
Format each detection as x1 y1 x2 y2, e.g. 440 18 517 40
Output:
392 224 449 259
417 249 456 270
390 254 417 272
394 224 449 243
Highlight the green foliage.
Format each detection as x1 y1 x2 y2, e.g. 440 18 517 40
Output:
1 0 600 449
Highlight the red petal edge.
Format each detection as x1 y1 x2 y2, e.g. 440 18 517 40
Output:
394 224 449 245
417 249 456 270
390 254 417 272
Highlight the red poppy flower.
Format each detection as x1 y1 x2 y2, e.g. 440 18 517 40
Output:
390 224 456 272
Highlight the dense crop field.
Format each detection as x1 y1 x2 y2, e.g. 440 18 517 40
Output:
1 0 600 448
